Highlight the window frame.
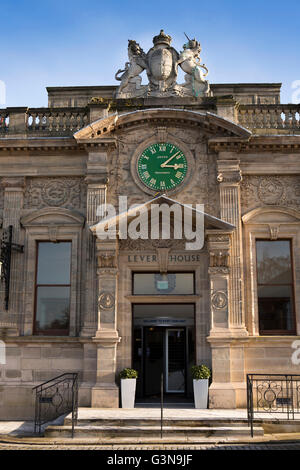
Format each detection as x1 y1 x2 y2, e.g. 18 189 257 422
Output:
33 240 72 336
21 207 84 337
131 271 196 296
255 238 297 336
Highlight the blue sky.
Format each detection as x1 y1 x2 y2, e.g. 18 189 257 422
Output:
1 0 299 107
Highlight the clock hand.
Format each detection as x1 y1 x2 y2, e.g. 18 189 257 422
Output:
162 164 180 169
161 151 180 167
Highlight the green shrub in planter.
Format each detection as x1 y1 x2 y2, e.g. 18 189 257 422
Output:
191 364 211 380
120 368 138 379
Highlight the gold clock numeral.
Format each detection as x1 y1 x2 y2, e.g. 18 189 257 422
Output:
175 171 183 178
143 171 150 179
150 178 156 185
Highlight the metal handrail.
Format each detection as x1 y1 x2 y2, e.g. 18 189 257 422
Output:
161 372 164 439
33 372 78 437
247 373 300 437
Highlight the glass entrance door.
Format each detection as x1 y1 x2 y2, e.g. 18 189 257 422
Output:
132 304 195 399
142 327 186 396
144 327 164 397
166 329 185 393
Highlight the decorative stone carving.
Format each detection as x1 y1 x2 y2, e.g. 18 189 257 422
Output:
98 253 117 269
118 237 186 252
24 177 86 211
156 247 170 273
241 176 300 212
217 169 242 184
48 225 59 242
178 35 210 97
98 292 115 310
209 250 230 268
211 291 228 309
268 224 280 240
115 30 210 99
208 266 230 275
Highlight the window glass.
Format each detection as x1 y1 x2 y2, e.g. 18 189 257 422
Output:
133 273 194 295
256 240 295 334
37 242 71 284
35 286 70 332
256 240 292 284
34 241 71 335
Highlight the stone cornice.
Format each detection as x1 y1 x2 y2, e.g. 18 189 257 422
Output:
0 137 115 151
74 108 251 141
209 135 300 153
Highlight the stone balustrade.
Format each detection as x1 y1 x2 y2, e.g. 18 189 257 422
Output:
1 104 300 135
238 104 300 132
27 108 89 133
0 110 9 132
0 107 89 135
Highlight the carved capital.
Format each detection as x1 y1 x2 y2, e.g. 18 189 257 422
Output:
217 170 242 184
1 177 26 190
217 160 242 185
208 266 230 275
97 253 117 269
209 250 230 268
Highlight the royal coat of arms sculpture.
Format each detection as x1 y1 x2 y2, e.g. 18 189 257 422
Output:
115 30 210 98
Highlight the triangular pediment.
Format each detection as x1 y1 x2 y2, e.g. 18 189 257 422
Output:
90 195 235 236
74 108 251 142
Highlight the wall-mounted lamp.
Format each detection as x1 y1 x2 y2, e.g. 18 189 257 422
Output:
0 226 24 310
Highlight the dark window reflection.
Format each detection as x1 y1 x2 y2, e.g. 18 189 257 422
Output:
133 273 194 295
34 242 71 335
256 240 295 334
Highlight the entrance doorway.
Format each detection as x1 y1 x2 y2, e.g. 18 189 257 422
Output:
132 304 195 401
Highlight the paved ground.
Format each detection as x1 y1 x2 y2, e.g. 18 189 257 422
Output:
0 441 300 450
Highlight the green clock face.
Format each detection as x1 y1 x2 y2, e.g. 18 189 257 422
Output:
137 142 188 191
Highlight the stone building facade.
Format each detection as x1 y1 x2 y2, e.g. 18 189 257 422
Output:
0 32 300 418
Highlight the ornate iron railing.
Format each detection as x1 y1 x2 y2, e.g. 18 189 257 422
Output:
33 372 78 436
247 374 300 437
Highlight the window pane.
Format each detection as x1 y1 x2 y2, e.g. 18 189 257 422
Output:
133 273 194 295
258 292 294 332
256 240 292 284
35 286 70 332
37 242 71 284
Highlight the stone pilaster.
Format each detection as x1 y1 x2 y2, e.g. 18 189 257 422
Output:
0 177 25 335
217 159 248 336
80 174 107 337
207 231 231 335
91 237 121 407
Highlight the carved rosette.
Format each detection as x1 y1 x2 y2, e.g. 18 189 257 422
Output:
241 175 300 212
98 292 115 310
24 177 87 211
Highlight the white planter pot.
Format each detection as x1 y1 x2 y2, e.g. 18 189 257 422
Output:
193 379 209 409
121 378 136 408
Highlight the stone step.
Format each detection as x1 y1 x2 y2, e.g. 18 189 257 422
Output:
45 424 264 439
64 417 250 428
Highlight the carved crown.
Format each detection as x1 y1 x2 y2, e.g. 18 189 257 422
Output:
153 29 172 46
